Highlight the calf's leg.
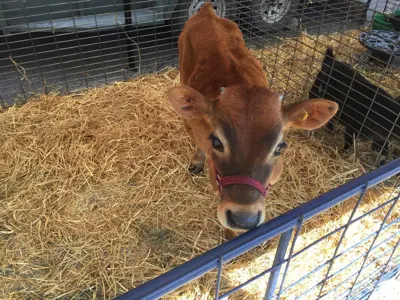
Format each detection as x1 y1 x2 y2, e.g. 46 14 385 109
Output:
188 147 206 174
224 228 238 241
183 119 208 175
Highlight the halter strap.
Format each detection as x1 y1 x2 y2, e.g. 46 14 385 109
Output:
214 166 271 197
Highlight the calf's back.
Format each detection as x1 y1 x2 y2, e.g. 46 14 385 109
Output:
178 3 267 99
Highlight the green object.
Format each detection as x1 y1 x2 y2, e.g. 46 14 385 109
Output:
373 13 394 31
372 10 400 31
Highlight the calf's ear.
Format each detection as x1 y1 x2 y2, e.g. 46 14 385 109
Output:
167 85 210 118
283 99 338 130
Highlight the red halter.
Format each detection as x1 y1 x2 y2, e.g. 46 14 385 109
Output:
214 165 271 197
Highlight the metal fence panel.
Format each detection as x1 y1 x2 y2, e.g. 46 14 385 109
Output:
116 159 400 299
2 0 400 168
2 1 400 298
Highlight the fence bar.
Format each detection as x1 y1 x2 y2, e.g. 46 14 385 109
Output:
282 194 397 264
123 0 135 70
322 242 398 299
264 228 293 300
300 248 397 299
0 95 5 109
281 260 329 294
214 257 223 300
367 237 400 299
346 189 400 299
317 186 368 297
276 218 304 299
292 221 400 298
116 159 400 300
328 230 400 281
219 261 284 299
295 278 322 300
345 256 400 300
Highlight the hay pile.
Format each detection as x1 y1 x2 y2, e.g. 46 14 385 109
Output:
0 30 399 299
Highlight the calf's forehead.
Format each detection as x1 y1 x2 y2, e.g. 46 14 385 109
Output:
213 86 283 132
212 87 284 154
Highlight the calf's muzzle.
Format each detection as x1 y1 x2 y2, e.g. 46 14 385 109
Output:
215 164 271 230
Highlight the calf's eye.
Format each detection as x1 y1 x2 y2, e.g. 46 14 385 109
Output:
275 142 287 156
209 134 224 152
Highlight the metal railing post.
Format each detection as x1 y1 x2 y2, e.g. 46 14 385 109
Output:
264 228 293 300
123 0 136 70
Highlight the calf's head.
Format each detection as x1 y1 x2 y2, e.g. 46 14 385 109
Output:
168 84 338 231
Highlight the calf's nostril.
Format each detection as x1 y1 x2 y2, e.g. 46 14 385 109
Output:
227 210 260 229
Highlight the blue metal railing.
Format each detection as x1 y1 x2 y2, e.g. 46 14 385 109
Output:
116 159 400 300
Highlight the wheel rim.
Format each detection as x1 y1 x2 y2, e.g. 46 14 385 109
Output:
261 0 291 24
188 0 226 18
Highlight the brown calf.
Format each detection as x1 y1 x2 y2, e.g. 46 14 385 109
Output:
167 3 338 240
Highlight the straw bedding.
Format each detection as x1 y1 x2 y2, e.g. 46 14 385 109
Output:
0 29 399 299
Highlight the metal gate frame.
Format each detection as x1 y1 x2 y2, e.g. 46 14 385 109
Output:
116 159 400 300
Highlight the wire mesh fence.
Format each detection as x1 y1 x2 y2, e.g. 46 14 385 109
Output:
1 0 400 169
115 159 400 300
1 1 400 299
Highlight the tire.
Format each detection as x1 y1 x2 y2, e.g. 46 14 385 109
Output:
171 0 237 38
250 0 300 32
